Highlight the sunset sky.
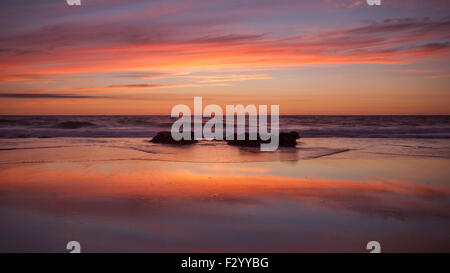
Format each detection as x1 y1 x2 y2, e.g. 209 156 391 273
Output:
0 0 449 115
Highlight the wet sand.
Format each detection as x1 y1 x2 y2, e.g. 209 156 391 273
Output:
0 138 449 252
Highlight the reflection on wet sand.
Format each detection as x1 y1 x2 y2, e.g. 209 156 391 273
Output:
1 157 449 252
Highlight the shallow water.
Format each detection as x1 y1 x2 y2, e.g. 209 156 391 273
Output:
0 137 449 252
0 137 449 164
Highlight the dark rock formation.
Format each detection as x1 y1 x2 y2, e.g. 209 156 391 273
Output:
226 133 268 147
279 131 300 147
150 131 300 147
150 131 197 145
226 131 300 148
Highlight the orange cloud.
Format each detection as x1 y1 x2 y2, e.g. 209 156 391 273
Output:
183 74 271 83
1 18 449 78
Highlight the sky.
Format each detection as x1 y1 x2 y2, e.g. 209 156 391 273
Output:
0 0 449 115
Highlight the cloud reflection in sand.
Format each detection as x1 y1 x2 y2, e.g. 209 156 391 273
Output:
1 158 449 252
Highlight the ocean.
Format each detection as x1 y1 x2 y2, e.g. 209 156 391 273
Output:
0 115 449 138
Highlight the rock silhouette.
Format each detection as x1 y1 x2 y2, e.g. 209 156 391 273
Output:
151 131 300 148
226 131 300 147
150 131 198 145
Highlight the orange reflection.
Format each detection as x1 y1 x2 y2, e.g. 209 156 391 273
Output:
1 161 449 219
